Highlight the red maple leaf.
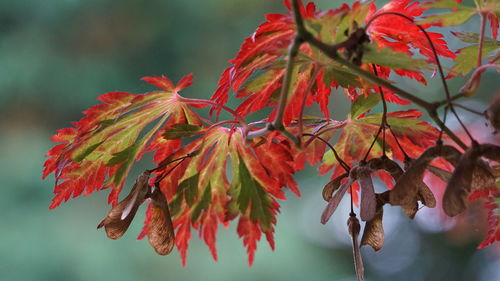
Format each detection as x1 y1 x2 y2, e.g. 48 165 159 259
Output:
366 0 456 61
43 75 201 208
141 127 297 265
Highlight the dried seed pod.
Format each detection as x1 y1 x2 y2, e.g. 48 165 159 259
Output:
359 167 376 221
389 145 459 218
147 185 175 255
367 157 404 180
321 176 355 224
361 195 384 251
426 165 452 182
486 92 500 133
471 160 496 190
366 157 384 171
427 155 494 191
416 181 436 208
97 171 151 239
348 214 364 281
491 164 500 177
480 143 500 162
380 158 404 180
443 145 481 217
322 173 348 202
443 143 499 217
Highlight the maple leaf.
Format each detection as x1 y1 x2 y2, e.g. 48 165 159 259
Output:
367 0 456 61
478 190 500 248
43 74 202 209
140 127 297 265
319 108 439 175
448 32 500 76
211 0 452 125
421 0 499 40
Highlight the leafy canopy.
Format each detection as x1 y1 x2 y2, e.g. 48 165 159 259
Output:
44 0 500 272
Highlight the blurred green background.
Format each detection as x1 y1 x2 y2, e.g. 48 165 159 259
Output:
1 0 499 281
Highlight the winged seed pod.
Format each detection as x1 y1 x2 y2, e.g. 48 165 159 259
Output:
427 155 494 192
348 214 364 281
480 143 500 162
426 165 452 182
368 156 427 218
486 92 500 133
443 145 481 217
321 158 404 224
389 145 460 218
358 166 376 222
147 184 175 255
321 175 355 224
443 143 499 217
361 195 384 251
322 173 348 202
321 165 373 224
365 157 406 187
97 171 151 239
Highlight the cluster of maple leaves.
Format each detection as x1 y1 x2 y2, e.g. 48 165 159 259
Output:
43 0 499 276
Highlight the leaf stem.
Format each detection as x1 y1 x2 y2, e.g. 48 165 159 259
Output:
181 98 248 129
460 64 500 95
297 65 321 142
303 133 350 172
477 11 487 68
368 12 477 145
452 103 486 116
387 126 410 160
362 126 383 162
154 158 187 185
372 65 387 156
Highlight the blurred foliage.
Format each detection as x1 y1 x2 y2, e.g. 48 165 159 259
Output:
0 0 498 281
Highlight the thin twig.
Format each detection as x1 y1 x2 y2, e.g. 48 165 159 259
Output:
437 106 449 143
154 157 188 184
362 126 383 162
182 98 247 128
460 64 500 95
388 126 410 160
372 65 388 156
303 133 350 172
367 11 476 144
452 103 485 116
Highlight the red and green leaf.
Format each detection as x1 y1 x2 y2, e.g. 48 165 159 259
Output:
478 184 500 248
319 109 439 174
149 127 297 265
211 0 446 123
43 74 201 208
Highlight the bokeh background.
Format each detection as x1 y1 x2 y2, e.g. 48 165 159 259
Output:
1 0 499 280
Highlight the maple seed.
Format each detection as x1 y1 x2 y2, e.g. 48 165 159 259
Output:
361 193 385 251
321 172 356 224
443 143 499 217
485 92 500 133
348 213 364 281
359 166 376 222
322 173 348 201
147 184 175 255
389 146 463 218
97 171 151 239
